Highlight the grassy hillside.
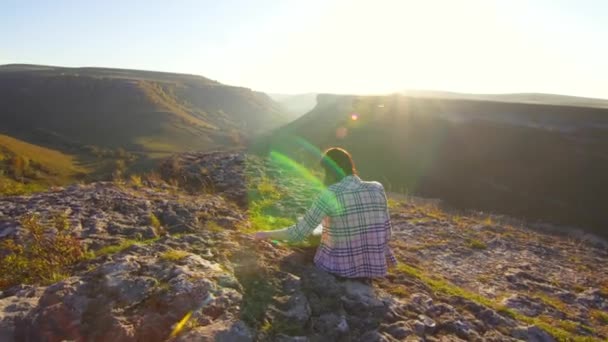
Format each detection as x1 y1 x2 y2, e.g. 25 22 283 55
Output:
0 64 287 156
0 134 88 194
254 94 608 236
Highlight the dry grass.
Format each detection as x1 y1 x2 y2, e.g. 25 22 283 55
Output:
590 309 608 324
386 286 409 297
468 239 488 250
207 221 224 233
160 249 190 261
394 262 603 342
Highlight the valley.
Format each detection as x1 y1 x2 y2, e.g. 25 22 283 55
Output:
1 63 607 341
255 94 608 237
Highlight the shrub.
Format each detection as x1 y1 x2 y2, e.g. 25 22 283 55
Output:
113 159 127 180
0 213 84 289
482 216 495 226
0 177 47 196
143 171 163 186
149 214 159 228
149 213 164 235
130 174 143 188
10 155 29 179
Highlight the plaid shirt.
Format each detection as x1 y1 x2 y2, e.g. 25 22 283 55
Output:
287 175 397 278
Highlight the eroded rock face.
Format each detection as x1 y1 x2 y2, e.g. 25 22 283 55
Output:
0 286 43 341
12 236 242 342
159 152 249 206
158 151 323 218
1 152 607 341
0 181 244 246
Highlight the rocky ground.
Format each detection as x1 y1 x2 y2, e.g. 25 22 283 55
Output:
1 152 607 341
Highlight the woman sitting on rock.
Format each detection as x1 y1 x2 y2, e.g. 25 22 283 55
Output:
253 147 396 278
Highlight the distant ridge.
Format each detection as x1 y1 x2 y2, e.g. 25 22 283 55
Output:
400 89 608 109
0 64 220 84
255 93 608 236
0 64 287 157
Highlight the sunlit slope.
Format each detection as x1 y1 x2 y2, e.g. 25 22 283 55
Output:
254 94 608 235
0 133 87 192
0 64 287 154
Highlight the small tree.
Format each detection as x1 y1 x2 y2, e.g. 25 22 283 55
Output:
10 155 29 179
113 159 127 180
116 147 128 159
0 213 84 288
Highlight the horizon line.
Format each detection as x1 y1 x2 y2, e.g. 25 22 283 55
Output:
2 62 608 102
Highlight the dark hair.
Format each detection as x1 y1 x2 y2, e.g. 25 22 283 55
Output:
320 147 357 186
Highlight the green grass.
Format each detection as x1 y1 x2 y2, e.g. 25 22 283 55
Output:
149 213 164 235
256 177 281 199
394 263 603 342
93 240 139 257
149 213 161 228
91 237 159 258
129 174 143 187
534 292 568 312
259 317 306 337
481 216 495 226
468 239 488 250
476 274 493 284
160 249 190 261
0 177 47 195
555 319 579 333
396 263 497 308
387 198 402 210
240 179 295 234
207 221 224 233
600 281 608 297
248 212 294 233
386 286 409 297
590 310 608 324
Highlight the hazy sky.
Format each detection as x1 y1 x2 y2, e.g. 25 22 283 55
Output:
2 0 607 98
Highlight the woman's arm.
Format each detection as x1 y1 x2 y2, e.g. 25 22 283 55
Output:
252 190 335 242
253 228 290 241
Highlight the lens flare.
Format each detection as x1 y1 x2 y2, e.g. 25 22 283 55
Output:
269 151 325 191
168 293 215 338
294 136 324 157
351 113 359 121
169 311 192 338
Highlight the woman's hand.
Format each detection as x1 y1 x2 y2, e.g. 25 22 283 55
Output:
251 227 290 241
252 231 269 240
